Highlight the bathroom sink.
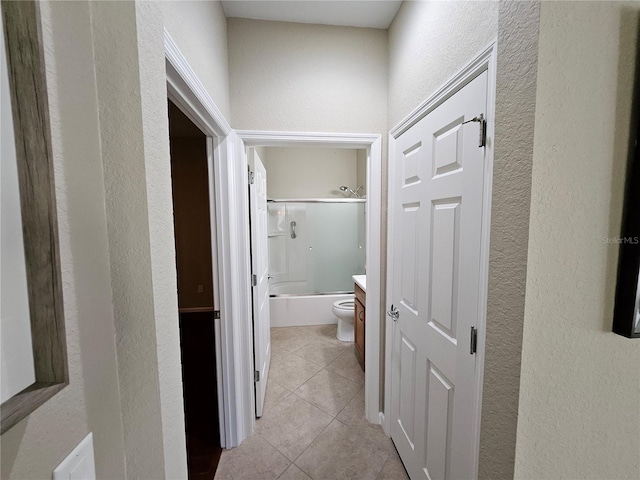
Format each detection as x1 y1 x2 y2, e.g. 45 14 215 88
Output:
352 275 366 292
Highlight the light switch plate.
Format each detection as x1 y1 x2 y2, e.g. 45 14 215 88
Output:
52 432 96 480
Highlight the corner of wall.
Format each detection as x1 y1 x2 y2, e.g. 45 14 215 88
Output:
89 1 187 478
479 1 540 478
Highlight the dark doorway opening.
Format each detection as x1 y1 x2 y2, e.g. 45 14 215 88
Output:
168 100 222 479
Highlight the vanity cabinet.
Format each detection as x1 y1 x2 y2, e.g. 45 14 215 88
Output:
354 283 365 369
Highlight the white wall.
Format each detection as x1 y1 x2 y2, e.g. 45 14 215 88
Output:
162 0 231 120
1 2 127 478
263 147 358 198
388 1 498 127
515 2 640 478
0 16 35 403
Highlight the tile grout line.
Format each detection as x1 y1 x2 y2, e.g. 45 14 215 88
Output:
291 356 363 417
223 326 392 480
257 390 334 466
268 326 370 479
323 350 365 386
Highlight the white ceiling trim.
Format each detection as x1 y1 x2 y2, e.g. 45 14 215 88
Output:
221 0 402 29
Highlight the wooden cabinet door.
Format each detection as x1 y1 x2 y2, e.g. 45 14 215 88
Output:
354 298 365 369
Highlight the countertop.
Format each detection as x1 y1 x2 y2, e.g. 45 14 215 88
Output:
352 275 366 292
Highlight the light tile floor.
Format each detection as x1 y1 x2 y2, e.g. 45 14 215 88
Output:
215 325 409 480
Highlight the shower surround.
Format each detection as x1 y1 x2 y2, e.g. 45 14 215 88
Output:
268 199 365 327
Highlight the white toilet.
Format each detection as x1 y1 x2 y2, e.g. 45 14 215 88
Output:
332 298 355 342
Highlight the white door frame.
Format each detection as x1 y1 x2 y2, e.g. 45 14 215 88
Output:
236 131 383 426
384 41 497 478
165 30 254 448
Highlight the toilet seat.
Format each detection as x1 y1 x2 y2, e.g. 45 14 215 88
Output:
333 300 354 311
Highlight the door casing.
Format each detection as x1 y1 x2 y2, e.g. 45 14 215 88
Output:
237 131 383 426
166 30 251 450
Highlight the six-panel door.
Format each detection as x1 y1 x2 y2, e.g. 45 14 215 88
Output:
389 71 488 480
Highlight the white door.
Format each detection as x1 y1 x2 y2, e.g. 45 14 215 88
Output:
389 71 488 480
249 148 271 418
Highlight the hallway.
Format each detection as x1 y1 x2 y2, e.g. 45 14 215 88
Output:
215 325 408 479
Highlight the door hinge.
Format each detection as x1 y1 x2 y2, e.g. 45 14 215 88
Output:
463 113 487 148
249 171 255 185
470 326 478 355
254 370 260 382
251 274 257 286
213 310 221 320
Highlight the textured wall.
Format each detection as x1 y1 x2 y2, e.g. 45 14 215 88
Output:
91 1 195 478
136 3 191 477
263 147 358 198
1 1 127 478
162 0 231 120
515 2 640 478
480 2 540 478
90 3 168 478
387 0 498 128
227 18 387 134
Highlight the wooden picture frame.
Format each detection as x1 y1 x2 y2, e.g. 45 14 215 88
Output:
1 0 68 433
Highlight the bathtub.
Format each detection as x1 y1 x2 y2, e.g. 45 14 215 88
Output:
269 283 353 328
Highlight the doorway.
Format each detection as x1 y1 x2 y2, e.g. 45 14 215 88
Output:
168 100 222 479
238 133 383 427
247 146 368 418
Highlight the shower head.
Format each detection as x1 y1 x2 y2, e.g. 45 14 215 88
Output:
338 185 361 198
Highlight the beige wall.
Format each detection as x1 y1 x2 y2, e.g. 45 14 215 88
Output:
162 0 231 120
356 149 367 198
263 147 359 198
1 2 127 478
387 0 498 127
227 17 387 134
480 2 540 478
90 2 170 478
515 2 640 478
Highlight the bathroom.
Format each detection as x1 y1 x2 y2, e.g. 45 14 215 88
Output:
259 145 367 333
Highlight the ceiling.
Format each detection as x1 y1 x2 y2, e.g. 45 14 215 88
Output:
221 0 403 29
